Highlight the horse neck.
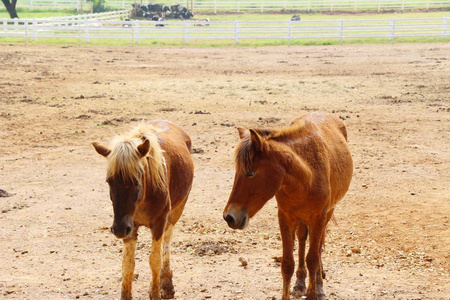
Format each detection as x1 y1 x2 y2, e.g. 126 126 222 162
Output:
270 141 313 193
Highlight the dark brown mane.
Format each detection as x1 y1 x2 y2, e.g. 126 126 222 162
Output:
235 136 253 174
267 122 306 142
235 122 306 174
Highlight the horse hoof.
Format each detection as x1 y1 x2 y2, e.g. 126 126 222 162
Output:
149 293 161 300
306 292 326 300
291 285 307 297
121 290 132 300
160 286 175 299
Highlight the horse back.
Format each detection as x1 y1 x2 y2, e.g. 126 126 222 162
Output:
290 111 348 141
290 112 353 207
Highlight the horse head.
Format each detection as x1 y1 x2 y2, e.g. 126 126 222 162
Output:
223 128 286 230
93 139 150 239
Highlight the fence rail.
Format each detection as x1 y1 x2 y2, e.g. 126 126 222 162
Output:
45 10 129 21
13 0 450 12
1 16 448 45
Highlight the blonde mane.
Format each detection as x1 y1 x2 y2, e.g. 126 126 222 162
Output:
107 124 166 190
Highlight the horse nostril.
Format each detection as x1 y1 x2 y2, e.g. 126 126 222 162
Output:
125 226 132 236
224 214 235 226
110 227 115 234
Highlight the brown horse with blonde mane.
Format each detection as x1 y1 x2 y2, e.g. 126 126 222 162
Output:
223 111 353 300
92 120 194 300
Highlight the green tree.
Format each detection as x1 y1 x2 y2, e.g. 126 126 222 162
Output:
2 0 19 18
87 0 111 13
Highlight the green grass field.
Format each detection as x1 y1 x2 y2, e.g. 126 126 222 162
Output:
0 8 91 19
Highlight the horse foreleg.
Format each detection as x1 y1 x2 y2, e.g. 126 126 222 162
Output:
149 236 163 300
160 224 175 299
292 221 308 297
121 230 138 300
278 211 297 300
306 216 326 300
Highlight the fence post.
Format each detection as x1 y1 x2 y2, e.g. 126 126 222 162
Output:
234 20 239 46
50 17 54 36
444 17 448 39
426 0 429 10
354 0 357 12
307 0 310 12
214 0 217 14
401 0 405 11
25 19 28 45
261 2 264 13
33 18 37 41
331 0 334 12
378 0 381 13
85 20 89 43
339 19 343 45
78 15 81 46
288 21 291 46
183 23 186 46
131 20 134 46
390 19 395 43
30 0 33 10
237 1 240 13
186 22 190 44
135 20 139 44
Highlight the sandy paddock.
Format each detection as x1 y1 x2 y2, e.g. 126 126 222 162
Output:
0 43 449 299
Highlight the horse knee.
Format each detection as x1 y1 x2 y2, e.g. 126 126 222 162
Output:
281 256 295 278
306 252 320 272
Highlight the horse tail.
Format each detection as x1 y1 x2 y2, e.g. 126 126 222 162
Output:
186 138 192 153
339 122 348 142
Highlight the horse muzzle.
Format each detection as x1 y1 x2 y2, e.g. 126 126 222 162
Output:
223 207 249 230
111 217 134 239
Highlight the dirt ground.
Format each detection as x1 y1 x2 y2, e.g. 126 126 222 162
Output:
0 43 449 300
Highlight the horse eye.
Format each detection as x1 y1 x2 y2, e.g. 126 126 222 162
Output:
246 171 256 178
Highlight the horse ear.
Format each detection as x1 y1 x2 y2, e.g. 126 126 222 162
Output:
92 142 111 158
137 139 150 158
249 129 264 151
237 127 246 139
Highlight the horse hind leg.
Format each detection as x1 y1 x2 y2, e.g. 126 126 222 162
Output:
306 217 327 300
121 229 138 300
292 221 308 297
317 209 335 283
160 224 175 299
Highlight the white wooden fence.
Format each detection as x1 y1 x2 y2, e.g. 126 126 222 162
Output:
45 10 129 21
1 17 448 45
14 0 450 12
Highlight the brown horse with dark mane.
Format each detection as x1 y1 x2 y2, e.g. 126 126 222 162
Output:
223 112 353 300
93 120 194 300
